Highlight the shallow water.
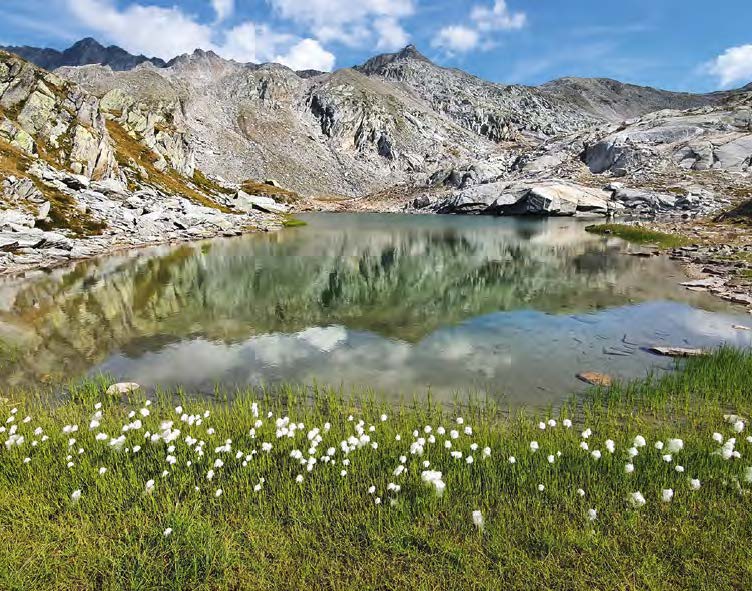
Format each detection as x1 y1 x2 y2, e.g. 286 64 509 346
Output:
0 213 750 404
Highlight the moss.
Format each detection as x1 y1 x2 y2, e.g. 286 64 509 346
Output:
192 169 234 196
106 121 236 214
281 215 307 228
585 223 691 248
240 180 300 204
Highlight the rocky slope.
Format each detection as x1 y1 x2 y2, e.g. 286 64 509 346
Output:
0 50 281 275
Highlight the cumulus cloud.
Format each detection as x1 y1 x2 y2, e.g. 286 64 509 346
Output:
433 0 525 55
268 0 415 50
211 0 234 23
65 0 335 70
432 26 480 53
708 44 752 87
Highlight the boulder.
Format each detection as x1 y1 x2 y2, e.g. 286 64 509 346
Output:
0 209 35 228
233 190 288 214
36 201 50 221
106 382 141 396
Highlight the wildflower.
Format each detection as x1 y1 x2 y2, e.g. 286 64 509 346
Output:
395 435 401 441
146 481 155 495
374 497 381 505
587 508 597 521
340 470 347 477
633 435 646 448
547 455 555 464
627 447 638 458
538 422 546 430
23 457 30 464
456 417 464 425
530 441 539 452
421 470 446 496
537 484 545 492
666 439 684 453
166 455 177 465
368 485 376 494
466 456 474 464
139 408 150 417
548 419 557 428
213 458 224 469
132 445 142 453
470 443 478 451
654 441 664 450
471 510 483 531
296 474 304 483
580 442 589 451
163 528 173 537
393 465 405 477
712 432 724 443
261 442 272 452
662 488 674 503
629 491 646 508
577 488 585 497
98 467 107 476
67 461 74 468
591 450 601 460
605 440 615 454
206 470 215 481
508 456 516 464
215 489 223 497
675 465 685 473
380 414 388 422
563 419 572 428
625 463 635 474
662 454 673 463
450 451 463 459
450 430 459 439
71 489 82 502
483 447 491 458
733 420 745 433
689 478 701 490
437 426 446 435
582 428 592 439
95 433 108 441
444 440 452 449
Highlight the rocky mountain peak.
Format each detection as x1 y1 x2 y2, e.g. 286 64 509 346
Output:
355 44 432 76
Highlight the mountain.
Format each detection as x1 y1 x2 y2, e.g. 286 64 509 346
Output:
0 38 166 71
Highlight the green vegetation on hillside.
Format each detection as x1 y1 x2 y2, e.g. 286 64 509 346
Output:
1 349 752 590
586 223 691 248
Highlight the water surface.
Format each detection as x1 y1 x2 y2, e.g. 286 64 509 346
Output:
0 213 750 404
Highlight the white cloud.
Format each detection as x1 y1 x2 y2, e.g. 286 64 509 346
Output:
432 26 480 53
374 17 410 51
211 0 234 23
268 0 415 50
433 0 525 55
708 44 752 87
65 0 336 71
274 38 336 71
471 0 526 32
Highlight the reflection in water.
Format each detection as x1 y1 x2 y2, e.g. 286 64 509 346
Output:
0 213 750 404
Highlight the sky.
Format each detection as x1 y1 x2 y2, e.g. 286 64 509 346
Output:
0 0 750 91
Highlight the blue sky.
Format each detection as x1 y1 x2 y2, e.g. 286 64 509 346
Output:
0 0 750 91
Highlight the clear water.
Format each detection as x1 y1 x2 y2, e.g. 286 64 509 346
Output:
0 213 750 404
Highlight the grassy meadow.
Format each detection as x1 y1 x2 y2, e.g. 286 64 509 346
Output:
1 349 752 590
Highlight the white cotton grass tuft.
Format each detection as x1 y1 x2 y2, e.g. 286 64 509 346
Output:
666 438 684 453
421 470 446 497
662 488 674 503
163 528 173 537
629 491 646 508
71 489 82 502
472 510 484 531
587 508 597 521
689 478 701 490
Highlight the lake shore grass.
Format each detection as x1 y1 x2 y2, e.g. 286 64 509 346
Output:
586 223 691 248
1 349 752 590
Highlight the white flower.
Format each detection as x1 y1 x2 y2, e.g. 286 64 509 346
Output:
563 419 572 428
95 433 108 441
483 447 491 458
733 420 745 433
163 528 173 537
466 456 474 464
471 510 483 530
689 478 701 490
71 489 82 502
23 457 30 464
368 485 376 494
538 422 546 430
627 447 638 458
548 419 557 428
537 484 545 492
261 442 272 453
582 428 592 439
444 440 452 449
340 470 347 477
625 463 635 474
215 489 223 497
456 417 464 425
547 455 555 464
666 439 684 453
437 426 446 435
576 488 585 497
629 491 646 508
587 508 597 521
591 450 601 460
661 488 674 503
98 467 107 475
605 440 615 454
654 441 664 450
580 441 589 451
374 497 381 505
529 441 539 452
712 432 724 443
633 435 646 448
470 443 478 451
450 430 459 440
296 474 303 483
213 459 224 469
675 465 685 473
508 456 516 464
146 479 155 492
206 470 215 481
139 408 150 417
662 454 673 463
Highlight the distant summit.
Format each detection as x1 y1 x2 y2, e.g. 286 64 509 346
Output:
355 45 432 76
0 37 166 71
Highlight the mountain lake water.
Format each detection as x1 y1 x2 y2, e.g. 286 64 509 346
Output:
0 212 750 405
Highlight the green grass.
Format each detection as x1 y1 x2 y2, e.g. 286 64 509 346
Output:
586 223 691 248
1 350 752 590
281 215 308 228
